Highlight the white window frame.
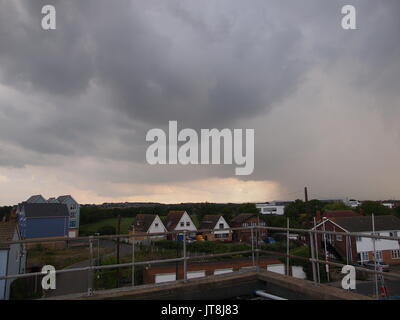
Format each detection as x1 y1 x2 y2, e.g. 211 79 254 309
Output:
373 250 383 261
360 251 369 262
391 249 400 259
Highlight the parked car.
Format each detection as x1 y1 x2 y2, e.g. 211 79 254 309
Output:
362 261 390 272
264 237 276 244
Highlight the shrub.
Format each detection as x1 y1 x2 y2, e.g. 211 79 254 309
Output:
95 256 118 289
97 226 116 235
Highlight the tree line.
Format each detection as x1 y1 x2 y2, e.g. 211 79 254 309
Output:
80 202 259 225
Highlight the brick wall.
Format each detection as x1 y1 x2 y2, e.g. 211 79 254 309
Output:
143 258 281 284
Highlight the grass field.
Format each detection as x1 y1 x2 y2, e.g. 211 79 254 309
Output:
80 217 134 235
27 246 113 269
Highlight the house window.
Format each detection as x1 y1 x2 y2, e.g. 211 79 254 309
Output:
336 235 343 241
360 251 369 262
155 223 159 227
219 223 224 229
390 232 398 238
215 233 228 238
372 251 383 261
356 236 362 242
186 221 190 227
180 222 184 227
391 250 400 259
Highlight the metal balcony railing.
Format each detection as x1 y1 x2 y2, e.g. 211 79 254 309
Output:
1 217 400 299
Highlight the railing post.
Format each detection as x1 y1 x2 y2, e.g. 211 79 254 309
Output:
372 214 379 299
256 225 260 270
309 231 317 285
88 236 94 296
183 230 187 282
322 219 330 282
313 217 320 283
286 218 290 276
131 234 135 287
251 227 255 267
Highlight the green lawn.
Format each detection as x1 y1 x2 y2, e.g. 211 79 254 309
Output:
80 217 134 235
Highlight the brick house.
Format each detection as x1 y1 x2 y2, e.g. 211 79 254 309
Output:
128 214 167 243
312 215 400 265
230 213 267 243
199 215 232 242
165 211 197 240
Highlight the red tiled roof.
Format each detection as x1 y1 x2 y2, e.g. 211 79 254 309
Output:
132 214 157 232
331 215 400 232
165 211 186 231
323 210 361 219
230 213 257 225
200 215 222 230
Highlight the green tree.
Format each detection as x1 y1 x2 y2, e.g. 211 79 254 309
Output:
307 199 324 216
394 206 400 218
95 256 118 289
357 201 392 216
97 225 116 235
323 201 353 211
284 199 305 219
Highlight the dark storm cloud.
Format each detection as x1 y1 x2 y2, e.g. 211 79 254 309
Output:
0 0 311 127
0 0 95 95
0 0 399 200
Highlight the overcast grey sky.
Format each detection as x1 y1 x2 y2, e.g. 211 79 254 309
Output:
0 0 399 205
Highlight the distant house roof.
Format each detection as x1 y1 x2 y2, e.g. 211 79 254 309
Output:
22 203 69 218
231 213 258 225
0 220 17 250
132 214 157 232
26 195 47 203
324 210 362 219
166 211 187 231
200 215 223 230
331 215 400 232
57 195 78 204
47 197 60 203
